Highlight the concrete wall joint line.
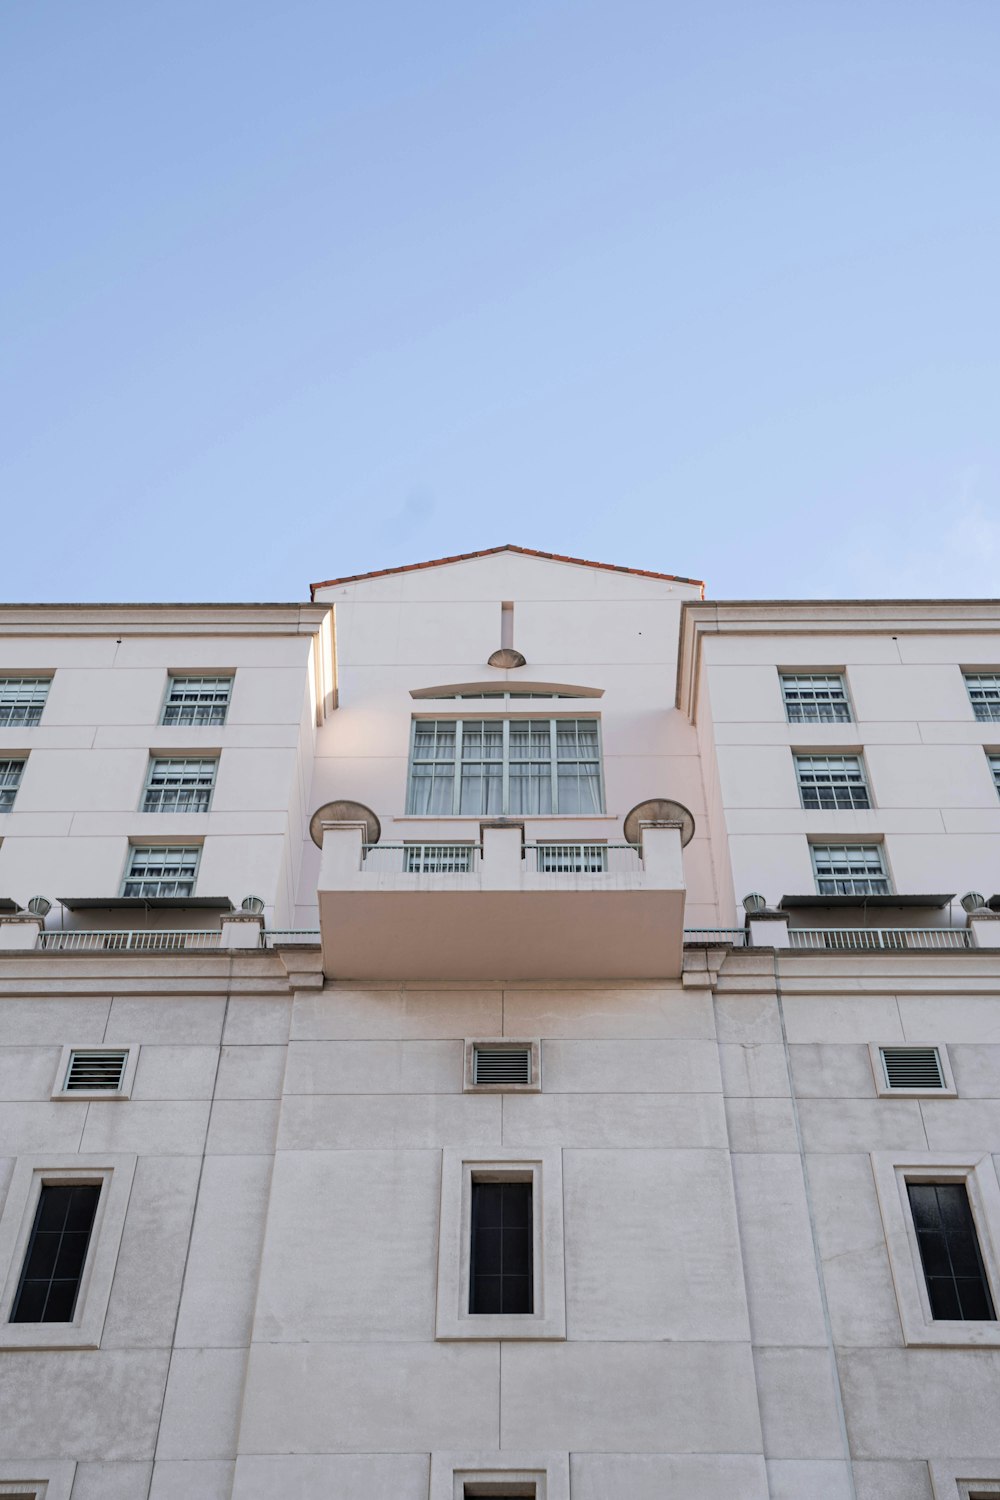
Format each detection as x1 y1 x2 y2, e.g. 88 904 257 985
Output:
772 950 858 1500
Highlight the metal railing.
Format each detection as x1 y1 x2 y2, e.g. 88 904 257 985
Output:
362 843 480 874
787 928 973 952
37 929 222 952
684 928 749 945
525 842 641 874
260 929 321 947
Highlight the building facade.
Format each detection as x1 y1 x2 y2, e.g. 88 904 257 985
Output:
1 546 999 1499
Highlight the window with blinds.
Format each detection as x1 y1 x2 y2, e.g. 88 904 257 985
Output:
811 842 890 896
161 675 232 726
121 844 200 898
795 754 871 810
0 678 50 728
407 718 603 816
0 759 25 813
781 673 851 723
142 757 217 813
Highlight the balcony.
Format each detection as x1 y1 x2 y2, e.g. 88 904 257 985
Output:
317 821 686 981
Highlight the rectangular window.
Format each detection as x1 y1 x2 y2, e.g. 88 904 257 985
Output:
469 1179 533 1314
407 719 603 816
161 675 232 726
811 842 890 895
121 844 200 898
142 757 217 813
0 759 25 813
965 673 1000 723
795 754 870 810
781 673 851 723
0 679 50 729
989 753 1000 797
907 1181 996 1321
10 1184 100 1324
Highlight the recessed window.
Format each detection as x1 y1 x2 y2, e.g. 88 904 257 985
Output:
121 844 200 898
9 1184 100 1324
161 675 232 726
965 672 1000 723
781 673 851 723
465 1486 536 1498
811 842 890 895
989 753 1000 797
0 759 25 813
795 754 870 810
907 1181 996 1321
470 1179 533 1314
0 678 50 729
407 718 603 816
142 757 217 813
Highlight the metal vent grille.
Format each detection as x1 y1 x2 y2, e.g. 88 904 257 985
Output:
473 1045 531 1086
65 1049 129 1092
880 1046 945 1091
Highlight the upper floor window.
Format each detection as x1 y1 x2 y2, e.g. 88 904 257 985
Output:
967 674 1000 723
142 757 217 813
161 675 231 727
0 678 50 728
0 759 25 813
990 753 1000 797
121 844 200 898
10 1183 101 1323
781 673 851 723
811 841 890 895
407 719 603 816
795 753 870 810
907 1181 996 1321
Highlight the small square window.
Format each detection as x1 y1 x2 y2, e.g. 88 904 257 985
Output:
965 673 1000 723
52 1045 137 1100
465 1039 540 1092
781 673 851 723
161 675 232 726
795 754 870 810
810 842 890 896
0 759 25 813
0 679 50 729
121 844 200 898
142 757 217 813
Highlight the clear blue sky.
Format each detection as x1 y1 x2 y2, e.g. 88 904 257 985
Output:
3 2 998 602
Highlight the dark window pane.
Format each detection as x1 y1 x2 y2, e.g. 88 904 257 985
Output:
10 1184 100 1324
907 1181 996 1322
470 1181 533 1314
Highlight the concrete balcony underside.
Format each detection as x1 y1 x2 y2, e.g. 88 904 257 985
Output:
318 822 686 981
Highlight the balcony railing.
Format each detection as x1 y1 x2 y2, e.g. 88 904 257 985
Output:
362 843 481 874
37 929 222 952
260 929 321 947
684 928 749 945
525 842 641 874
787 927 973 952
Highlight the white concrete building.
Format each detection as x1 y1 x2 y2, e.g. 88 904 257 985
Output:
1 546 1000 1500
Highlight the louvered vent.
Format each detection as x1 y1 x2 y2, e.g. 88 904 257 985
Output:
65 1049 129 1092
880 1046 945 1091
473 1045 532 1086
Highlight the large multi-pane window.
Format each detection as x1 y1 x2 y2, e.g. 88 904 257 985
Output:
0 678 50 728
0 759 25 813
965 673 1000 723
795 754 871 810
161 675 232 726
142 758 217 813
811 842 890 895
907 1181 996 1321
407 719 603 816
10 1184 101 1323
781 673 851 723
990 753 1000 798
121 845 200 898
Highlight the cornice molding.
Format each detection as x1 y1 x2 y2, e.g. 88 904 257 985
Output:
0 602 331 639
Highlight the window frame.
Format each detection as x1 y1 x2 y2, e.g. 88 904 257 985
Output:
780 671 853 724
0 1465 75 1500
964 672 1000 723
50 1044 139 1101
872 1152 1000 1347
810 840 891 896
929 1476 1000 1500
406 716 605 818
794 752 872 811
159 673 233 727
140 755 218 814
429 1453 569 1500
0 1155 136 1350
0 757 26 813
120 842 202 898
435 1149 565 1341
0 677 52 730
988 751 1000 799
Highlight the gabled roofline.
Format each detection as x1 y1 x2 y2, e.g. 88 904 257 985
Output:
310 545 704 598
